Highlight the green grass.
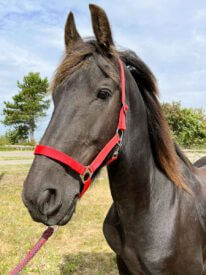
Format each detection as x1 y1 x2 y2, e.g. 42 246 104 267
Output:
0 150 205 274
0 167 118 274
0 164 32 174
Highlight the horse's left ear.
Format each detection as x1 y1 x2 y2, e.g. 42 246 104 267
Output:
89 4 114 50
64 12 82 52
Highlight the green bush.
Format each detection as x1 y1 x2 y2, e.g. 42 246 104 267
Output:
5 127 28 144
0 132 35 147
162 102 206 148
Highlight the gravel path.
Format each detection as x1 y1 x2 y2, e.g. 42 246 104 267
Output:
0 150 205 166
186 152 206 163
0 151 33 165
0 151 33 157
0 159 33 165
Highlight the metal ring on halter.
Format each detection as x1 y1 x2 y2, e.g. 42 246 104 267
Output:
80 166 92 183
116 129 124 147
112 148 120 159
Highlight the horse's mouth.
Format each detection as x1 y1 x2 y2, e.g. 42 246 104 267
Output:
57 196 78 226
24 195 79 227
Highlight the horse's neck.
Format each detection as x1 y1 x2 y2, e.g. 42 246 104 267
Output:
107 83 155 208
107 109 177 222
106 79 186 213
107 137 154 208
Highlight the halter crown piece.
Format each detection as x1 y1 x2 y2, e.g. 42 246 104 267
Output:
34 58 128 198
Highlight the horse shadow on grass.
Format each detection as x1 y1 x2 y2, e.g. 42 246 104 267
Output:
0 173 5 182
60 252 118 275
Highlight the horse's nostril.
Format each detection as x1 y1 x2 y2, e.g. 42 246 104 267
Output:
37 188 62 216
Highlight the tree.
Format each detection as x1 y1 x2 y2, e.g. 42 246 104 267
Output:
2 72 50 143
162 102 206 147
6 126 29 144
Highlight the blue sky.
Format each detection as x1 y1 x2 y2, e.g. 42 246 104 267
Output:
0 0 205 140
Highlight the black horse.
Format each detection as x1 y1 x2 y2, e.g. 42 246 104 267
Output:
23 5 206 274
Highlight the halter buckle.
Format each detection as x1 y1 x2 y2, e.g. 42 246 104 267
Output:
80 166 92 184
123 103 128 112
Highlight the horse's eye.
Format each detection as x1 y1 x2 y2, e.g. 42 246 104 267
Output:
97 89 111 100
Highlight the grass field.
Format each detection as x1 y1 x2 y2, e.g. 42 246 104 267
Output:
0 151 205 274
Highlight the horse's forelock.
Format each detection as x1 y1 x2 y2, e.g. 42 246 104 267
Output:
49 40 119 93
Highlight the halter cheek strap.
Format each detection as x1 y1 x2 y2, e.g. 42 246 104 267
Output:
34 58 128 198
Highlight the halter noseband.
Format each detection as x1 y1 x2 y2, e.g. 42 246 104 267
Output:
34 58 128 198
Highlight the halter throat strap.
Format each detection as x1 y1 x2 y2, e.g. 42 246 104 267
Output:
34 58 128 198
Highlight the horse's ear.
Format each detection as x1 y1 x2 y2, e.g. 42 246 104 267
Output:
64 12 82 52
89 4 114 50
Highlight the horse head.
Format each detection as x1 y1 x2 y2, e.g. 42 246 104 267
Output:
22 5 123 226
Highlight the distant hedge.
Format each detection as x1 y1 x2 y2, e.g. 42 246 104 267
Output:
0 135 35 148
162 102 206 148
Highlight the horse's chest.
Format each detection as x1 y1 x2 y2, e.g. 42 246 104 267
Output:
103 203 204 275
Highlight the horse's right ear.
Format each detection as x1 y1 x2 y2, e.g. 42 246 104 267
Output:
64 12 82 52
89 4 114 50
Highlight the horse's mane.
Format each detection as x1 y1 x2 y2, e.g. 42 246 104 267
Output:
120 50 193 191
51 39 192 191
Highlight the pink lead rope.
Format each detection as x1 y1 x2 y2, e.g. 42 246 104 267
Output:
9 227 56 275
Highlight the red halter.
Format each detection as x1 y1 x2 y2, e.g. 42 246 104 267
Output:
34 58 128 197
